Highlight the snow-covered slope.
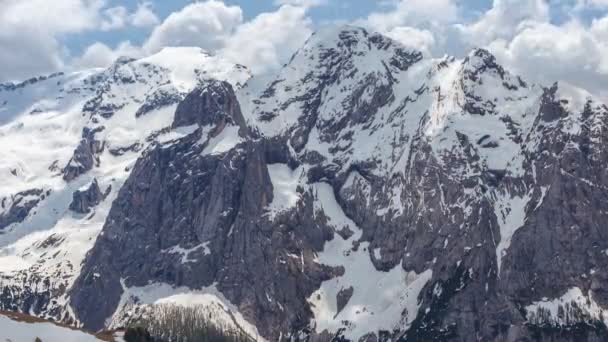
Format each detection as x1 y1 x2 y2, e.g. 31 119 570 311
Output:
3 25 608 342
0 311 119 342
0 47 250 325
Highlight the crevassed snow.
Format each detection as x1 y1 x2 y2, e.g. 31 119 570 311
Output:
266 164 305 219
110 281 263 341
308 183 432 340
0 313 105 342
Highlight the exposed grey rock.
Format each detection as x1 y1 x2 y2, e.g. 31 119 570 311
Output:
0 188 49 231
172 79 248 134
108 142 143 156
62 127 105 181
336 287 353 315
0 72 65 92
135 86 182 117
68 179 109 214
70 132 337 336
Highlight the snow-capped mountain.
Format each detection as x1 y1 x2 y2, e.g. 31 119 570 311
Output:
0 46 250 324
2 26 608 342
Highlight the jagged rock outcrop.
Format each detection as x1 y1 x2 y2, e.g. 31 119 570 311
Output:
0 46 253 334
172 79 248 133
135 85 182 118
68 179 109 214
70 83 336 337
62 127 105 182
0 189 49 231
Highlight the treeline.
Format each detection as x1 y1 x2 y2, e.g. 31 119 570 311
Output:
527 302 605 327
123 304 256 342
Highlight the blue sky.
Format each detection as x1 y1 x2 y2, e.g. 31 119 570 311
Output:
66 1 383 53
61 0 608 55
1 0 608 99
66 0 486 54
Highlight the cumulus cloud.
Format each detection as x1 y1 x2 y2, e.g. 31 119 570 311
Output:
0 0 105 81
360 0 461 56
100 6 129 31
384 27 436 56
457 0 549 45
131 2 160 28
99 3 160 31
487 20 608 99
72 41 143 69
4 0 608 102
575 0 608 9
143 1 243 53
220 5 314 74
0 0 162 81
137 1 318 75
366 0 460 32
273 0 326 6
61 1 318 76
359 0 608 100
455 0 608 100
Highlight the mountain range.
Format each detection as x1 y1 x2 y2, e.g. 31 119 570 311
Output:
1 26 608 341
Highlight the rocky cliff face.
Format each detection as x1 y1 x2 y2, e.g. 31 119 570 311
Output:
3 26 608 342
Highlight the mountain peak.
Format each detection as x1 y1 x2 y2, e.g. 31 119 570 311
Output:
303 25 422 60
306 25 369 47
460 47 529 94
462 48 504 76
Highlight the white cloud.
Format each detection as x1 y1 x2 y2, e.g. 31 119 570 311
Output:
575 0 608 9
221 5 314 74
453 0 608 100
591 15 608 40
143 1 243 53
0 0 105 81
0 0 104 34
487 19 608 99
136 1 317 75
360 0 460 56
457 0 549 45
4 0 608 103
365 0 460 33
131 1 160 28
72 41 142 69
100 6 128 31
64 1 317 76
384 27 436 56
273 0 326 6
360 0 608 100
0 0 162 81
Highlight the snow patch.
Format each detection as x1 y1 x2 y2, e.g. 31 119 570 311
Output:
0 313 105 342
494 192 530 275
308 183 432 340
202 125 243 155
266 164 305 219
